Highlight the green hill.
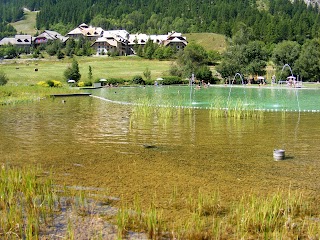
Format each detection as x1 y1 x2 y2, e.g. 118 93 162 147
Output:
10 9 38 36
185 33 226 52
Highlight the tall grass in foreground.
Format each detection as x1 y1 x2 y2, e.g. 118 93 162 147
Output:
0 85 79 105
1 166 320 239
114 188 320 240
0 165 59 239
0 166 96 239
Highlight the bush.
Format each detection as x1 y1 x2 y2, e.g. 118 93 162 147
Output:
0 71 9 86
52 80 62 87
132 75 145 85
37 80 62 87
195 65 213 82
106 78 126 85
64 58 81 82
47 80 55 87
37 81 49 87
78 81 92 87
162 76 183 85
145 80 155 85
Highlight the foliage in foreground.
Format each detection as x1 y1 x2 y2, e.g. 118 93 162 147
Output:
1 165 320 239
115 188 319 240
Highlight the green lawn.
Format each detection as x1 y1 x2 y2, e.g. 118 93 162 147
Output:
0 56 172 85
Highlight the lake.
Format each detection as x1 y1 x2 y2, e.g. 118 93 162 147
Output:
1 86 320 206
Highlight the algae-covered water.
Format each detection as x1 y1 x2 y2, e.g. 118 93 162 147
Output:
1 92 320 208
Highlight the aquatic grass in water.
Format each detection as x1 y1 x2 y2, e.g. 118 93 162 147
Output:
187 190 222 217
0 166 102 239
111 186 320 239
130 97 190 129
210 97 264 119
1 166 318 239
131 96 264 130
229 189 311 238
0 166 57 238
116 203 130 238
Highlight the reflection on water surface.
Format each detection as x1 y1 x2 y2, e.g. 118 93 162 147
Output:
1 96 320 204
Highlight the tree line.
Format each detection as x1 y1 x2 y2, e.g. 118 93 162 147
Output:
1 0 320 45
216 36 320 82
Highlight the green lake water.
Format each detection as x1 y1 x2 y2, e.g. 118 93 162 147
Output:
88 85 320 111
1 86 320 203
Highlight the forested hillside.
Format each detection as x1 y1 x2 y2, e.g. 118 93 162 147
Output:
1 0 320 44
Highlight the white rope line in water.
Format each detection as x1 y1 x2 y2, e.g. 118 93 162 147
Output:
91 95 320 112
91 95 135 105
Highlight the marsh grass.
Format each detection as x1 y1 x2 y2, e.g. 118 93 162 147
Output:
129 97 189 129
112 187 320 239
0 165 58 239
0 166 100 239
210 97 265 119
2 166 320 239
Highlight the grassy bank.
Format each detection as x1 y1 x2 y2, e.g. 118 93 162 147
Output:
0 85 80 105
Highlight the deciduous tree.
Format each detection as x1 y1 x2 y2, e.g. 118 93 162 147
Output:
64 58 81 82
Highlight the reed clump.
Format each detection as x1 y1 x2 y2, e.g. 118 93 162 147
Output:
0 166 98 239
0 165 59 239
210 97 264 119
130 97 190 129
112 188 319 239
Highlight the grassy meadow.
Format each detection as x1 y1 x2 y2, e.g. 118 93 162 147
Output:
0 56 172 104
0 56 172 85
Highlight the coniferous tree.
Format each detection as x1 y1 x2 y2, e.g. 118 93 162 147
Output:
88 65 93 81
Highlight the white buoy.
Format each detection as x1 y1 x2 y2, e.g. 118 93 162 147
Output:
273 149 285 160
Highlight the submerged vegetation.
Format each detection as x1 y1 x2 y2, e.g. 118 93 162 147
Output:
1 166 320 239
129 96 265 130
210 97 265 120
